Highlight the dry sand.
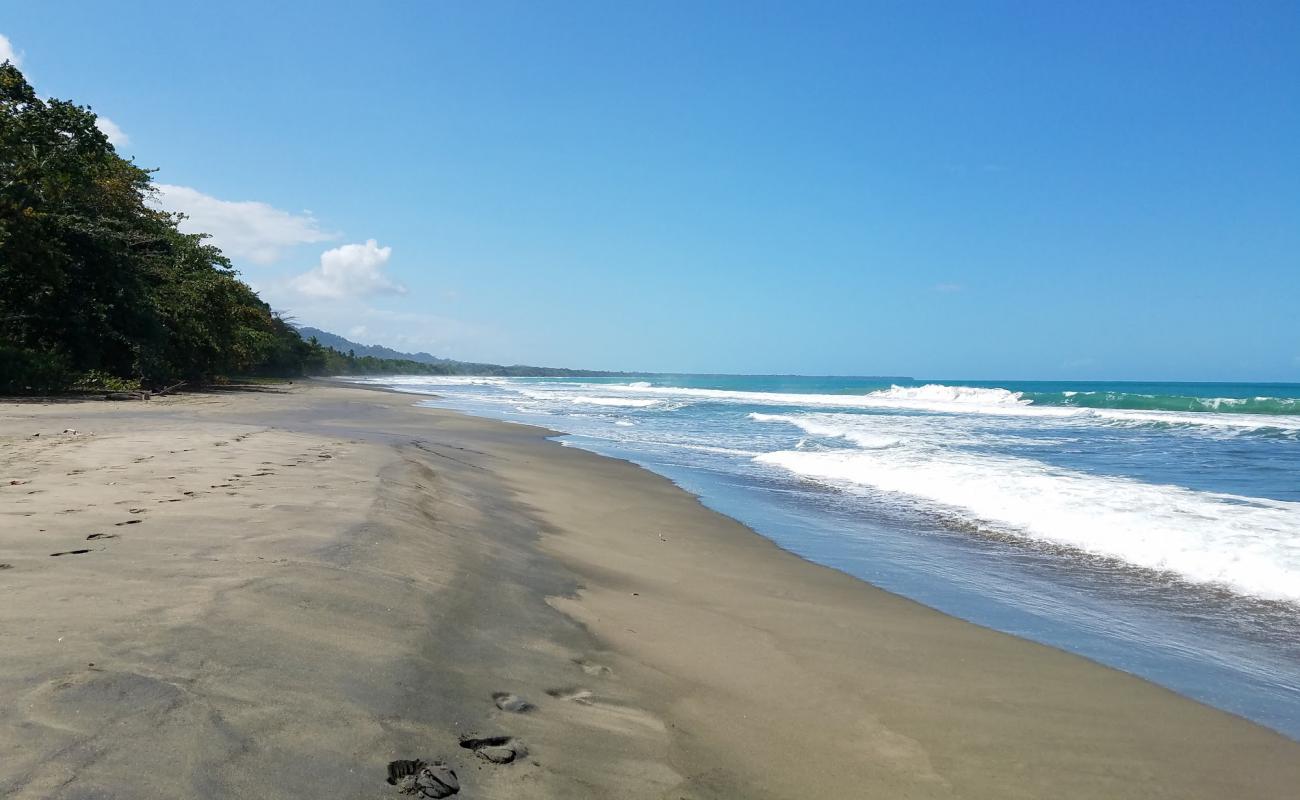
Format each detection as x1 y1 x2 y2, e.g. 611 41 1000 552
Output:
1 382 1297 799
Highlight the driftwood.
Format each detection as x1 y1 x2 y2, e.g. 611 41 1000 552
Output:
104 381 185 402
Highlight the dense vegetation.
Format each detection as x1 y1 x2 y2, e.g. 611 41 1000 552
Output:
0 62 610 394
308 345 622 377
0 62 321 393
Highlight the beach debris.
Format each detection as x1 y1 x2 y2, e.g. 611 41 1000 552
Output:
459 734 527 764
492 692 534 713
386 759 459 797
63 428 78 435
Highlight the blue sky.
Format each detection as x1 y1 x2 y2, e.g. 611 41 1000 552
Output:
4 2 1298 380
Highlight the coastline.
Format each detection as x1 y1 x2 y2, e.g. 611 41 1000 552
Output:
2 382 1298 798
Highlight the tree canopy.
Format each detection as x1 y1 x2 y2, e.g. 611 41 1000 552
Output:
0 61 616 394
0 61 321 393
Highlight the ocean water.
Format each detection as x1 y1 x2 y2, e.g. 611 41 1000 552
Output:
353 374 1300 739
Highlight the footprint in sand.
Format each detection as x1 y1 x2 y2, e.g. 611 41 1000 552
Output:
492 692 534 713
386 759 459 797
546 687 595 705
573 658 612 677
459 734 528 764
50 549 91 557
546 687 666 733
86 533 118 540
114 519 142 526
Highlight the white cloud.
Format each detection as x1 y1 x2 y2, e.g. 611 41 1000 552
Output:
290 239 406 299
151 183 336 265
0 34 21 67
96 116 129 147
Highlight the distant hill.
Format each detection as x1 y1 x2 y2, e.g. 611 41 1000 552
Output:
296 327 446 365
294 326 627 377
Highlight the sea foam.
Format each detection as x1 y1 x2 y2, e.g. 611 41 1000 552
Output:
753 414 1300 602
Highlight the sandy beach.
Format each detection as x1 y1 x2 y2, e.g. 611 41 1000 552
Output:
1 381 1297 799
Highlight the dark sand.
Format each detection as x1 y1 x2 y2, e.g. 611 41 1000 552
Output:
1 382 1297 798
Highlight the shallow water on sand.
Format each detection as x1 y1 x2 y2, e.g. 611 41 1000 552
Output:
354 374 1300 739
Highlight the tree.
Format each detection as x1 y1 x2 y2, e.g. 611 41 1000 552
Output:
0 61 324 393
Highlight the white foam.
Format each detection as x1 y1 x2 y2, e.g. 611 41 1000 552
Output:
868 384 1029 406
749 413 901 449
385 376 1300 434
597 383 1300 431
1091 408 1300 431
755 444 1300 602
570 395 663 408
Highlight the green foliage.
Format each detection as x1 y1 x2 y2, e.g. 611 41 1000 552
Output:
0 344 72 394
0 62 317 394
68 370 140 392
0 61 607 395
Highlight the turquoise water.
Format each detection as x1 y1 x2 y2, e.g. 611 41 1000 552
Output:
355 374 1300 739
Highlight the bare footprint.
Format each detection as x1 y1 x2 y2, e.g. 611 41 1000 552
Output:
492 692 534 713
114 519 142 526
50 549 91 557
574 658 612 677
545 688 665 733
546 687 595 705
386 759 459 797
86 533 118 540
459 735 527 764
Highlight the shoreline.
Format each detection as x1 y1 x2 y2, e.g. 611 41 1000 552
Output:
382 377 1300 741
2 382 1298 798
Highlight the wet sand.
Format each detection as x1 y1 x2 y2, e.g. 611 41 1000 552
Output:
1 382 1297 798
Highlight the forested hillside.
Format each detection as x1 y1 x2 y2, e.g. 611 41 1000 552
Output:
0 62 324 393
0 62 608 394
297 327 624 377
